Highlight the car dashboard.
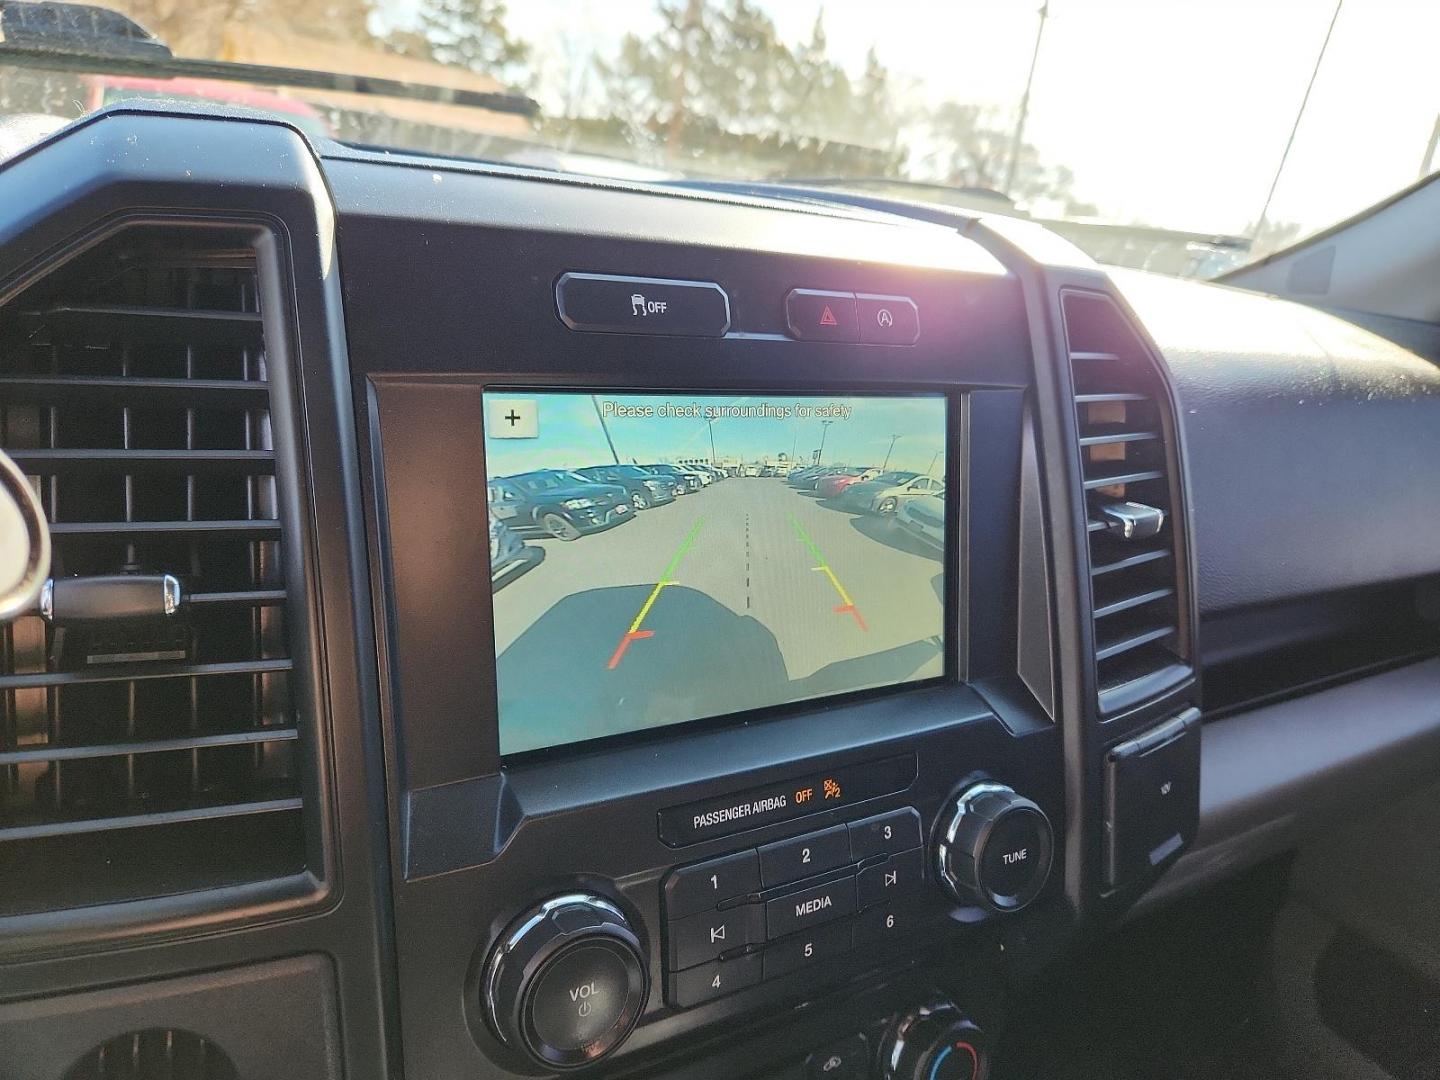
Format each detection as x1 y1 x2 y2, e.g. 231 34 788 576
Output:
0 106 1437 1080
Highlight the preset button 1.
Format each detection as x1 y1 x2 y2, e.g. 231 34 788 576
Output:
664 850 761 920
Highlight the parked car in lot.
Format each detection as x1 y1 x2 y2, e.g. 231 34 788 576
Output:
488 470 633 540
841 471 944 514
639 463 703 493
490 512 544 589
742 462 762 477
895 491 946 549
794 466 859 492
786 465 823 486
816 467 879 499
573 464 677 510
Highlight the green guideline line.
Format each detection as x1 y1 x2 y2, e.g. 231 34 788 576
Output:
661 517 706 582
790 516 827 566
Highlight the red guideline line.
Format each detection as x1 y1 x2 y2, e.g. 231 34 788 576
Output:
607 629 654 670
834 603 868 631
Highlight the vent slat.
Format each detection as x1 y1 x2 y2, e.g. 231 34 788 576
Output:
1075 392 1148 404
1082 467 1164 490
0 727 298 765
1093 586 1176 620
188 588 288 607
24 304 264 346
0 657 292 691
0 798 303 843
1091 548 1170 576
1070 350 1121 362
0 375 270 406
10 448 275 476
1077 429 1160 448
50 519 282 539
1095 624 1175 662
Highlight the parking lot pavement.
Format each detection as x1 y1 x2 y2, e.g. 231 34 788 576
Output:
493 478 946 686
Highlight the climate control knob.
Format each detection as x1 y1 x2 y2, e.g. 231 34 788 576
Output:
482 894 647 1070
879 1000 987 1080
935 783 1052 912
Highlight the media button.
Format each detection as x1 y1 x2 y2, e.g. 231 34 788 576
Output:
667 952 763 1008
857 847 924 908
856 293 919 345
759 824 850 887
667 904 762 971
665 851 761 920
766 875 856 940
848 807 922 860
556 273 731 337
786 289 859 342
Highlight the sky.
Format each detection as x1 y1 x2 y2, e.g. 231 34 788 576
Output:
474 0 1440 239
482 392 948 478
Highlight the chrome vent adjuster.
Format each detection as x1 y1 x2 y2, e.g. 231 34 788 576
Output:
0 224 308 917
1062 289 1192 716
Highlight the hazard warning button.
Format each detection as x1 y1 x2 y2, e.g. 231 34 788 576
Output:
785 289 859 343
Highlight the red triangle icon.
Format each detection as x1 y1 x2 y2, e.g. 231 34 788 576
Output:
819 305 838 327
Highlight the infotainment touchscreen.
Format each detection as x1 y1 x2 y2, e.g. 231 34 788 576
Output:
484 391 949 755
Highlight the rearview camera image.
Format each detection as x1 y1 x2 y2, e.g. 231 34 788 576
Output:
485 391 949 756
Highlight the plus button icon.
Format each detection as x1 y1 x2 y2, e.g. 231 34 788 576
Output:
505 410 522 427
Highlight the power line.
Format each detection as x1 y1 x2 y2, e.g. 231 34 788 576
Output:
1253 0 1345 244
1003 0 1050 197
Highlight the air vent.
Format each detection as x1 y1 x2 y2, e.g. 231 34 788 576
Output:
65 1029 239 1080
0 224 307 916
1062 290 1191 715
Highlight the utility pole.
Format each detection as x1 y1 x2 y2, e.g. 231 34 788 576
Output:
1003 0 1050 198
928 449 941 477
817 420 834 464
591 394 620 465
881 434 901 471
706 417 718 466
1254 0 1345 244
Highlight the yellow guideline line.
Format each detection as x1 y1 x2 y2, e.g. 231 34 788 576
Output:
629 580 675 634
607 518 705 668
813 564 855 608
791 515 867 630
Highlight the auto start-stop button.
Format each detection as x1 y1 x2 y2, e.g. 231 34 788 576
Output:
527 941 641 1054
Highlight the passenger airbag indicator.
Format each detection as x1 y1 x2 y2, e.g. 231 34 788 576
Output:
657 754 915 846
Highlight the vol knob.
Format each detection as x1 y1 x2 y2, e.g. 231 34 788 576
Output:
935 783 1052 913
482 894 647 1070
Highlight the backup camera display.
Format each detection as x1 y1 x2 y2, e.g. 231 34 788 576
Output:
485 391 949 756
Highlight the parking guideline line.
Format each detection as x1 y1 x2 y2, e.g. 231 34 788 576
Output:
608 517 705 669
789 516 868 631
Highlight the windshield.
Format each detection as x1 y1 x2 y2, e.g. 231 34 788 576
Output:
4 0 1437 278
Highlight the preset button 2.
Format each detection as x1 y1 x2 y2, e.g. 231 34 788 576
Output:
758 824 850 887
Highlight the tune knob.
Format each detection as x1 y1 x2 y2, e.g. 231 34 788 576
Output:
935 783 1053 912
879 1001 987 1080
482 893 647 1070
